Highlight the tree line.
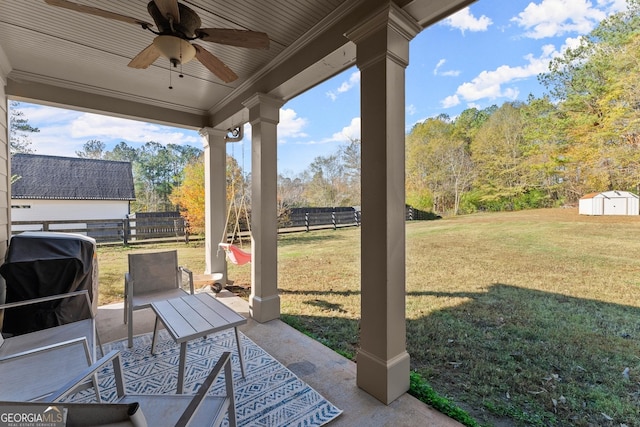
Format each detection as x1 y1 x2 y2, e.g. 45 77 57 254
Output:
169 139 361 234
73 139 202 213
408 1 640 215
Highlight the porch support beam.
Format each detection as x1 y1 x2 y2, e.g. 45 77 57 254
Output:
242 93 284 322
346 3 420 404
199 127 229 283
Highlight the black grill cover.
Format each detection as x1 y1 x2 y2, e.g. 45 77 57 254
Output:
0 232 98 336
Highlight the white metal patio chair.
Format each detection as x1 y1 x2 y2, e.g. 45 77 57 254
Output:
123 250 194 348
47 349 236 427
0 290 102 362
0 337 100 402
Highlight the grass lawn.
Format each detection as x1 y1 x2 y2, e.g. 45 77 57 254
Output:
95 208 640 426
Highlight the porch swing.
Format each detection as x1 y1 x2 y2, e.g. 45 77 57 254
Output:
218 141 252 268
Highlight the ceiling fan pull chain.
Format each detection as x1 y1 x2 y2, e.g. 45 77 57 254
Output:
179 41 184 78
168 61 173 90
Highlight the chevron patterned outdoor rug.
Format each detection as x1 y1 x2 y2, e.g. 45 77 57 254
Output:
74 329 342 427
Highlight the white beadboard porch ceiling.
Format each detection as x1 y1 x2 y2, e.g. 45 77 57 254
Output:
0 0 474 130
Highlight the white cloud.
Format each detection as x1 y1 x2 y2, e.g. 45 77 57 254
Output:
512 0 606 39
15 104 201 156
291 117 360 146
441 44 561 108
601 0 629 13
443 7 493 34
29 128 84 157
562 35 584 51
330 117 360 142
278 108 308 143
440 69 462 77
407 104 417 116
18 104 79 124
433 59 461 77
441 95 460 108
326 71 360 101
69 113 199 146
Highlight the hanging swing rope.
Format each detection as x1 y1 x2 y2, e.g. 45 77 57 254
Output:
218 139 252 265
234 143 251 248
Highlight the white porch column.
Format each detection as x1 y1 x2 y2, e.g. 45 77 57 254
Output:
242 93 283 322
0 49 11 310
346 4 420 404
199 127 228 282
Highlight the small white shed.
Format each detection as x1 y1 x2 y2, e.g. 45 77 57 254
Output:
578 191 640 215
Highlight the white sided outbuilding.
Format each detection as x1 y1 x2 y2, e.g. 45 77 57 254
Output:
579 191 639 215
10 154 135 231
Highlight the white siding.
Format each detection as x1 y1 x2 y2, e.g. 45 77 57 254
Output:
579 198 601 215
11 199 129 222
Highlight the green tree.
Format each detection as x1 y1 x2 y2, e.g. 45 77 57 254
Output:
105 141 139 162
471 102 529 210
339 138 361 205
406 118 440 211
134 142 176 211
408 115 475 215
452 106 495 145
131 142 202 212
170 154 246 236
169 156 205 233
278 175 306 209
539 0 640 199
519 95 566 204
8 101 38 154
76 140 106 159
302 154 348 206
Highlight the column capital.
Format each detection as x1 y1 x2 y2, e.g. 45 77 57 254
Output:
346 3 420 44
198 127 228 138
242 93 284 125
198 127 230 149
242 93 284 110
345 3 420 69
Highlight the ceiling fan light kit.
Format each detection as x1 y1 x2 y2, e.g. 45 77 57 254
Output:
153 35 196 66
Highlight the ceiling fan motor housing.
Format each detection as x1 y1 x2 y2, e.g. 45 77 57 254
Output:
147 1 201 39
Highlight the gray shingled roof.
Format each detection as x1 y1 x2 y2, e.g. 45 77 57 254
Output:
11 154 135 200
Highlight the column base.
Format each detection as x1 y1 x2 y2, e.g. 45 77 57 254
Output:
249 294 280 322
357 348 410 404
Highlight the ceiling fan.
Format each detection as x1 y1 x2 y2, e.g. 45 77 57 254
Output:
44 0 270 83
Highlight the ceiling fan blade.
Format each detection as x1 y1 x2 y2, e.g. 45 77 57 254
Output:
193 44 238 83
44 0 153 27
153 0 180 24
128 44 161 69
196 28 269 50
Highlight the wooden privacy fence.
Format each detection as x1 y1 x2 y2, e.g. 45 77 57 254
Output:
11 205 433 245
11 214 188 245
282 206 433 230
282 207 361 232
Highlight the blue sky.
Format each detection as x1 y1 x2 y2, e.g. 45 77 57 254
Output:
12 0 628 175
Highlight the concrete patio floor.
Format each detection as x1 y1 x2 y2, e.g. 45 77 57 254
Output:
96 289 463 427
